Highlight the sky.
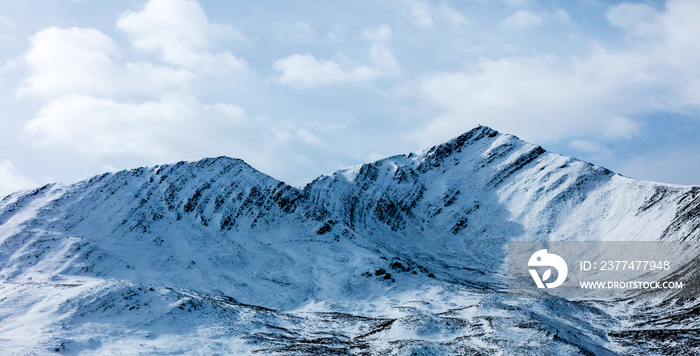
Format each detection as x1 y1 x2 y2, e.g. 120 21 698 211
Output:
0 0 699 195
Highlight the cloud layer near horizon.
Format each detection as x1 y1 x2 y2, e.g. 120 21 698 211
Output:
416 0 700 147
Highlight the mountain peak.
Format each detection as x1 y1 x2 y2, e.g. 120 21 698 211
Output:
155 155 253 174
418 125 502 166
192 155 243 166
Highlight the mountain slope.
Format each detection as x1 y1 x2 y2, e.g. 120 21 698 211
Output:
0 126 698 355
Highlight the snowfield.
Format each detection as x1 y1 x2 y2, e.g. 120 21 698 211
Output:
1 126 698 355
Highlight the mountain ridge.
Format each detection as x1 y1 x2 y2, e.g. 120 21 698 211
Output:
1 125 699 354
5 125 694 204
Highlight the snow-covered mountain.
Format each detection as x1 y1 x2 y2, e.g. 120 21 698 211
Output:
1 126 698 355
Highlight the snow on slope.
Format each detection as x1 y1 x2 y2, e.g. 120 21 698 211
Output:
0 126 698 355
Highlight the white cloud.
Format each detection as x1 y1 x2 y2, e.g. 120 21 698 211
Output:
25 94 247 159
501 8 572 29
414 0 700 147
274 54 376 88
502 9 544 29
8 0 347 189
606 0 700 58
116 0 245 70
20 27 118 95
18 0 259 169
19 27 194 97
0 160 36 197
274 25 398 89
417 56 629 145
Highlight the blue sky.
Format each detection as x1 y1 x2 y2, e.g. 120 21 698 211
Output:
1 0 698 195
